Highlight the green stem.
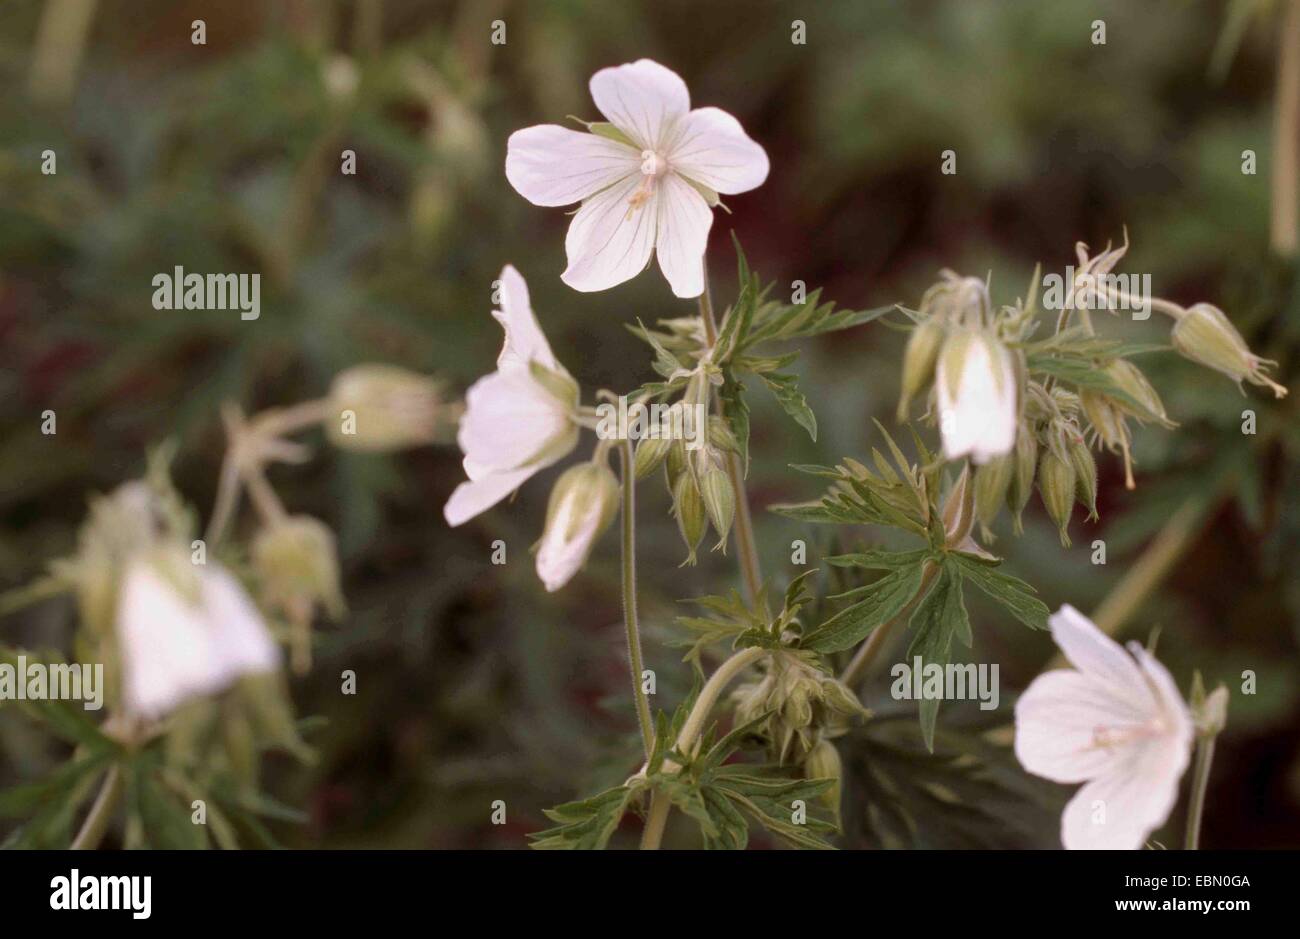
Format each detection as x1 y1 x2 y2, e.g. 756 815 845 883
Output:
640 646 765 850
698 272 762 603
71 764 122 850
619 437 654 761
1185 733 1217 850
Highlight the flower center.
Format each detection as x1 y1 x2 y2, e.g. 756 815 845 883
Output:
626 150 669 217
1088 717 1167 751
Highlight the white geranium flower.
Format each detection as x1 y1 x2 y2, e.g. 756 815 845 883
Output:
1014 605 1194 850
506 59 769 299
935 329 1018 464
444 265 580 526
535 462 619 592
117 553 280 718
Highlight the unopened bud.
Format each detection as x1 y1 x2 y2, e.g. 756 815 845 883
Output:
699 466 735 551
803 738 843 820
537 462 620 592
973 454 1013 529
1067 435 1098 521
897 319 945 420
251 515 346 621
1006 422 1038 534
1038 450 1076 546
1106 359 1173 427
672 472 707 564
1172 304 1287 399
665 438 687 491
708 415 739 454
633 433 673 479
327 364 447 452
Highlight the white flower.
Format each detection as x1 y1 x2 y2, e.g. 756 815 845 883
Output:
535 462 619 592
506 59 769 299
1014 604 1194 850
117 553 280 718
443 265 580 526
935 329 1018 464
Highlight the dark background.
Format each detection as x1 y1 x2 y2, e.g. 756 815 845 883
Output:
1 0 1297 848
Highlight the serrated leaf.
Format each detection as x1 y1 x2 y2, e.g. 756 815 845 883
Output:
801 560 929 653
904 562 970 751
758 372 817 440
949 552 1049 630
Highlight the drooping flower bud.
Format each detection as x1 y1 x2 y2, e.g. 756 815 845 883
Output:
803 737 844 821
1037 449 1077 546
974 454 1013 529
252 515 345 620
707 415 740 454
535 461 620 592
671 472 707 564
1171 304 1287 398
328 364 449 452
1067 435 1098 521
1006 420 1038 534
935 330 1018 464
1105 359 1173 427
699 465 735 551
633 432 673 479
897 318 946 421
665 438 688 491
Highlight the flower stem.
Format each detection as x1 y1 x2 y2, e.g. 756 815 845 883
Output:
640 646 765 849
71 764 122 850
698 271 762 603
1185 732 1218 850
1272 0 1300 256
619 437 655 762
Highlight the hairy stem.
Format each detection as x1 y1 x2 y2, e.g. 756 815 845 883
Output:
698 272 762 603
619 437 655 761
1272 0 1300 256
1185 733 1218 849
640 646 766 849
71 764 122 850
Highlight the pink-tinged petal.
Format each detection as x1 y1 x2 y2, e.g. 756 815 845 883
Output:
655 173 712 299
535 496 604 592
1048 605 1151 708
506 124 640 207
1130 643 1195 749
589 59 690 151
492 264 559 372
1059 737 1189 849
668 107 769 195
1014 669 1150 784
562 175 657 293
444 466 535 527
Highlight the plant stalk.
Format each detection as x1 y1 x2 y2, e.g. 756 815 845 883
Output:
1272 0 1300 256
619 437 655 761
71 764 123 850
1185 732 1218 850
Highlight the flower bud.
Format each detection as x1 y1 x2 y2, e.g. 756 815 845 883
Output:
820 676 869 722
1106 359 1173 427
327 364 447 452
252 515 346 623
1037 450 1077 546
1172 304 1287 398
935 330 1018 464
699 466 735 551
1006 421 1038 534
803 737 843 821
707 415 739 454
1067 436 1098 521
633 433 673 479
973 454 1013 529
665 438 687 490
671 472 707 564
897 318 945 420
536 462 619 592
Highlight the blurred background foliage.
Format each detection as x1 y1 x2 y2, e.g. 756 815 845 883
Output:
0 0 1297 848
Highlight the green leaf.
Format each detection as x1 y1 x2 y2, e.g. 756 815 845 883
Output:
949 552 1049 630
801 559 930 653
529 784 636 850
904 561 970 751
758 372 817 441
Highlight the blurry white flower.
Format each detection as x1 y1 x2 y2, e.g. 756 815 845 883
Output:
1014 605 1193 850
935 330 1018 464
535 462 619 592
117 552 280 719
506 59 769 298
444 266 579 526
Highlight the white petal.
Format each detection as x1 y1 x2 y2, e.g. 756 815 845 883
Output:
117 561 217 718
589 59 690 151
1014 669 1152 784
1060 738 1189 849
1049 604 1151 707
1131 642 1195 750
562 174 657 293
654 174 713 299
668 107 769 195
505 124 640 207
535 494 605 592
457 370 574 475
937 335 1017 464
492 264 559 372
199 564 280 681
444 466 534 527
